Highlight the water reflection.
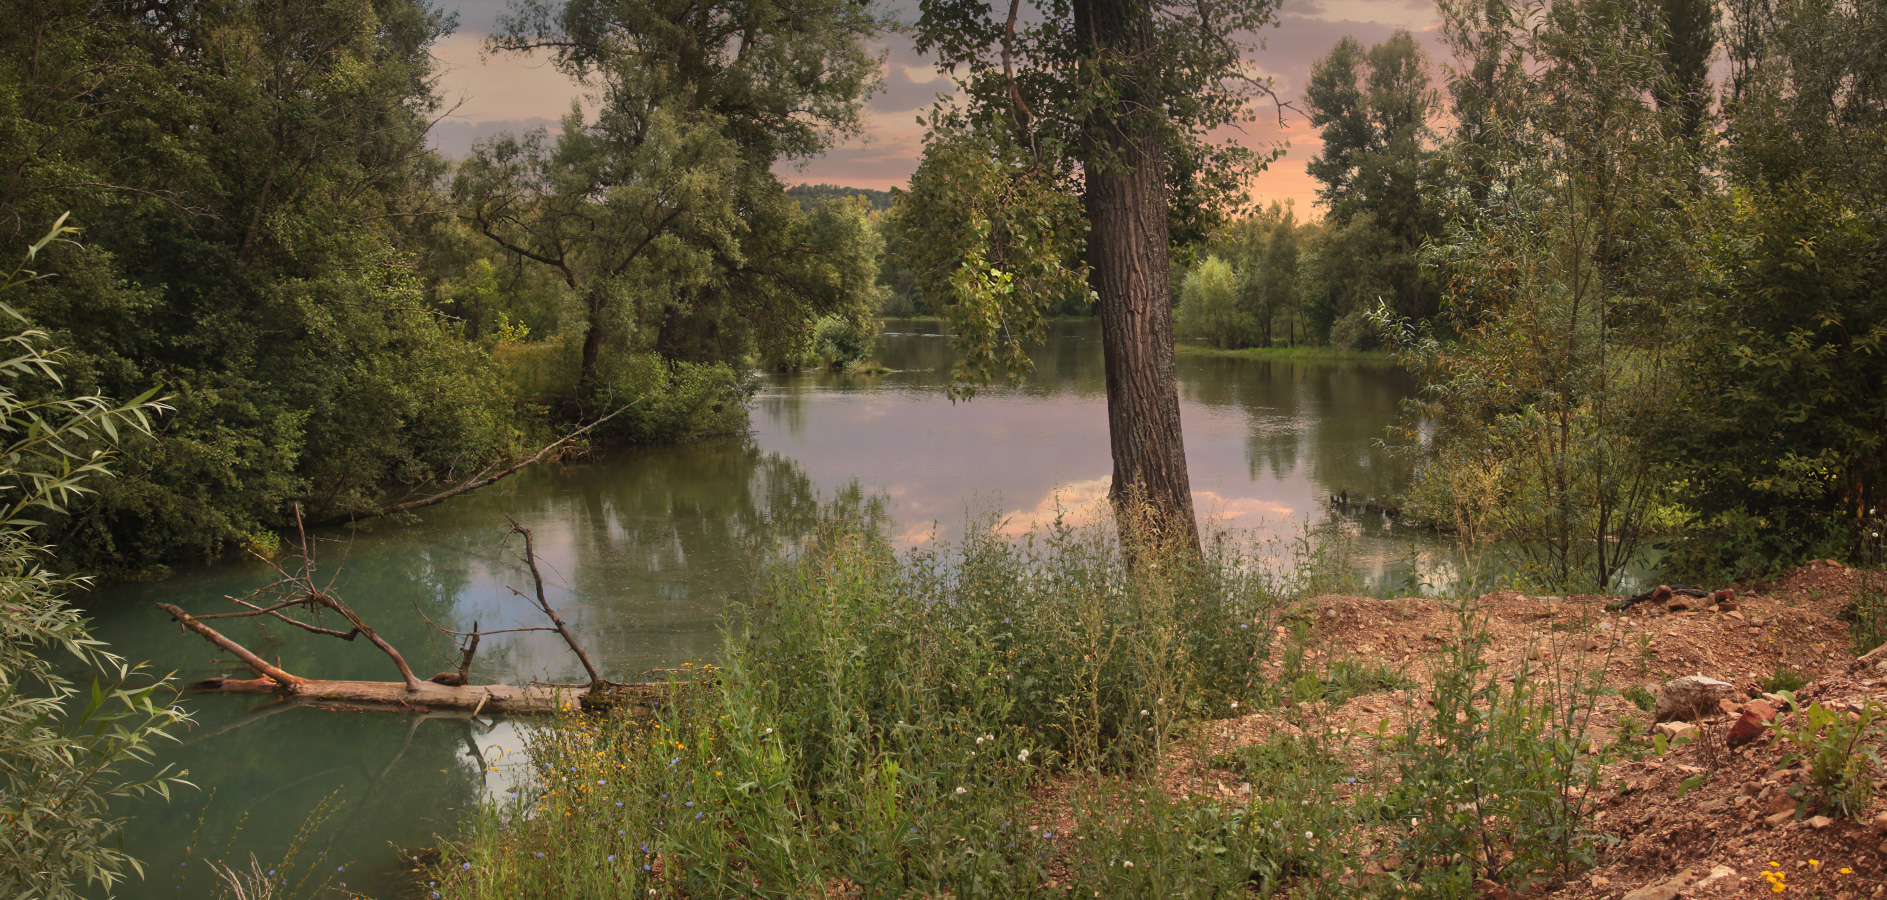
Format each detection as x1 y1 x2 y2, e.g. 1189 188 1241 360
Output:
87 441 842 897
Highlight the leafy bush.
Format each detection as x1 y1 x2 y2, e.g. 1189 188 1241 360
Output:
584 351 752 445
1774 696 1881 819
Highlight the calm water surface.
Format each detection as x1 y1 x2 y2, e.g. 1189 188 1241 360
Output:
85 319 1429 897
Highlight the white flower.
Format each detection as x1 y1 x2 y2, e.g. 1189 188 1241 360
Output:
975 736 985 745
1123 861 1134 869
955 786 968 795
1304 831 1314 840
763 728 773 735
1230 701 1239 709
1140 709 1150 716
1017 749 1030 762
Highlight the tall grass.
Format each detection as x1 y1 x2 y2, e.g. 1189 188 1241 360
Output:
431 507 1614 899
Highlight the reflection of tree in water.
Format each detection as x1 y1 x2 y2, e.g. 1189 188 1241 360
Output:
1180 356 1416 503
436 437 884 682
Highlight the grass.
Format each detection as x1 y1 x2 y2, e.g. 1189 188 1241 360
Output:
1175 343 1398 363
429 506 1615 900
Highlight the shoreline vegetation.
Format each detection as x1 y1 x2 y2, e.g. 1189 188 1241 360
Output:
1175 343 1397 363
424 508 1887 900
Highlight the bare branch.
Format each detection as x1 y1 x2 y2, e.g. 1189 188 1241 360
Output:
505 515 604 688
157 603 304 688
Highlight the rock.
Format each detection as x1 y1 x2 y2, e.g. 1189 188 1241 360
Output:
1763 788 1797 816
1728 699 1778 746
1765 809 1796 827
1870 810 1887 836
1623 870 1693 900
1656 721 1698 741
1656 676 1738 722
1693 865 1737 891
1808 815 1833 829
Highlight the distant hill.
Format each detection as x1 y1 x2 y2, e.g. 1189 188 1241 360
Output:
785 183 896 213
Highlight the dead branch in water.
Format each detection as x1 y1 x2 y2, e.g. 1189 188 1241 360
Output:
155 514 659 714
504 514 604 688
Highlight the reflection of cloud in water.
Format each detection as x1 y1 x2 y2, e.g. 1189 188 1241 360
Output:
986 479 1297 539
996 477 1112 536
1194 492 1294 523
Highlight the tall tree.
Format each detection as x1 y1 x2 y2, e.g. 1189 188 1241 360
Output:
905 0 1287 549
1304 29 1443 320
1652 0 1720 155
468 0 886 387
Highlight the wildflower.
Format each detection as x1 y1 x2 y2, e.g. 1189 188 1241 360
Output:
462 863 471 870
608 856 615 862
1018 748 1030 762
1305 831 1314 840
955 786 968 795
1123 861 1133 868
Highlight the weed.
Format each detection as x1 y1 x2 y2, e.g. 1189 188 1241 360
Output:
1761 667 1809 694
1842 571 1887 655
1774 696 1882 818
1385 605 1610 894
1622 685 1656 712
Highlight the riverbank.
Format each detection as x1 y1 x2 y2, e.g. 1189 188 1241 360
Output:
1177 343 1397 363
423 516 1887 900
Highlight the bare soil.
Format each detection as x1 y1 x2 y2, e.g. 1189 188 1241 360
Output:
1167 561 1887 899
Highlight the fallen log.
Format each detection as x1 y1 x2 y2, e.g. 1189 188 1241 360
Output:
157 516 676 716
182 674 666 715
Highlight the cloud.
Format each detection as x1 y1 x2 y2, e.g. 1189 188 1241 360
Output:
870 59 956 114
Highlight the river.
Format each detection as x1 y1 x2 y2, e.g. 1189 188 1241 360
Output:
83 319 1431 897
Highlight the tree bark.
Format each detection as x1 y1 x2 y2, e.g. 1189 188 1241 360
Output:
1077 0 1201 552
580 287 608 386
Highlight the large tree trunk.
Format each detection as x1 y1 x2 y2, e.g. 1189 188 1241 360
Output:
1077 0 1201 552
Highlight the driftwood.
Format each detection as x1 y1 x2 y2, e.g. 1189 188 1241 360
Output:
180 675 664 715
157 514 670 715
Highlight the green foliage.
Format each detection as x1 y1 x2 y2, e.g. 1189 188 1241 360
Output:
1175 255 1246 348
584 352 751 446
1387 609 1609 893
1650 187 1885 581
1773 695 1881 819
1761 666 1809 694
0 0 529 568
432 506 1287 899
0 223 192 898
466 0 887 384
891 129 1090 396
1396 0 1695 591
1304 29 1444 322
1622 684 1657 712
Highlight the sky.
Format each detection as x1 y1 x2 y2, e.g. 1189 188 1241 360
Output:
429 0 1446 214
